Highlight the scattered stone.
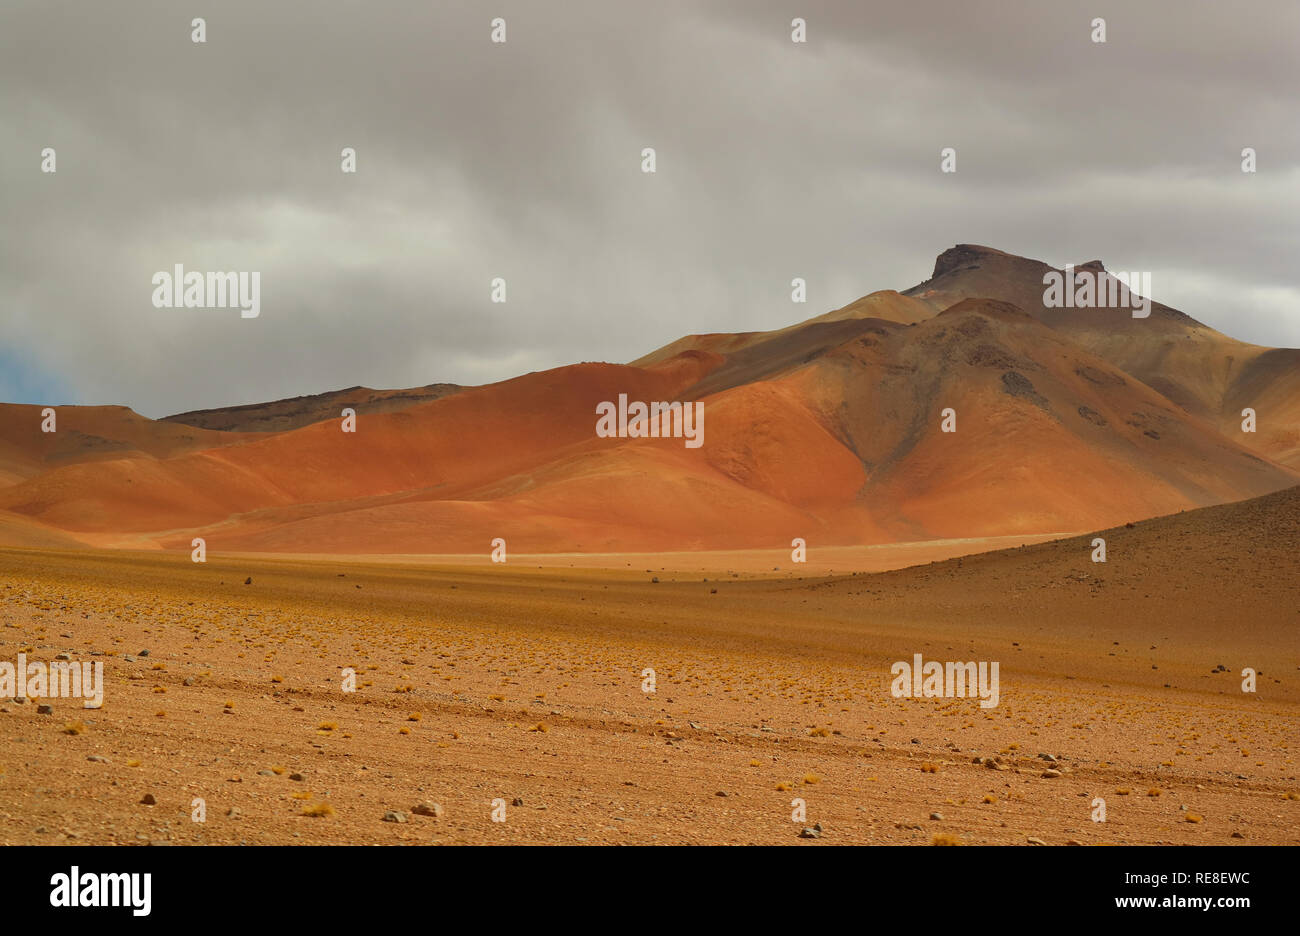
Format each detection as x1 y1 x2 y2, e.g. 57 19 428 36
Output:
798 827 821 839
183 678 194 687
139 793 156 805
87 755 108 763
289 773 305 782
138 649 150 657
55 652 70 661
226 807 241 818
37 704 53 715
1026 836 1048 846
930 812 943 821
1037 753 1057 762
257 770 274 776
715 791 728 797
1066 839 1083 846
244 577 252 585
382 810 408 823
411 802 444 818
1042 769 1062 779
511 797 524 807
123 655 136 663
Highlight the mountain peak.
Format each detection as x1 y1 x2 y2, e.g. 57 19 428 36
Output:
930 244 1017 279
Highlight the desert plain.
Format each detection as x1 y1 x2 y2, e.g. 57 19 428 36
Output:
1 486 1295 846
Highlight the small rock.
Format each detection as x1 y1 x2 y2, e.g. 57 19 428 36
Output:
37 704 53 715
511 797 524 807
55 653 70 661
257 770 274 776
289 773 305 782
382 810 408 823
183 677 194 686
123 655 136 663
138 649 150 657
87 755 108 763
226 807 241 818
798 827 820 839
1042 769 1062 779
139 793 156 805
715 791 728 797
411 802 444 818
930 812 943 821
1037 753 1057 762
1026 836 1047 846
244 577 252 585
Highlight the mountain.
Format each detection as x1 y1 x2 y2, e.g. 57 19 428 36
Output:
161 383 464 433
906 244 1300 469
1 245 1296 554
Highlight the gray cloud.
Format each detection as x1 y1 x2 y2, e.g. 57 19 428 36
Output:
2 0 1297 417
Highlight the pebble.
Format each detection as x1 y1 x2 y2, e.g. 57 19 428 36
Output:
411 802 444 818
139 793 156 805
930 812 943 821
1026 836 1047 846
37 704 53 715
798 827 820 839
382 810 408 823
1042 769 1062 779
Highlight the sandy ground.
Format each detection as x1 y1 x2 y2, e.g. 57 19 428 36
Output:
0 492 1295 847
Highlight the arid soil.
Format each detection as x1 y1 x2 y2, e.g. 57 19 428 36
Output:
0 488 1295 845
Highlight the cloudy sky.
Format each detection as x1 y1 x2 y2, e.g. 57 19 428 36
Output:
2 0 1297 418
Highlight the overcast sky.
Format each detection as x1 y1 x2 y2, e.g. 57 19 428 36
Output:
2 0 1297 418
